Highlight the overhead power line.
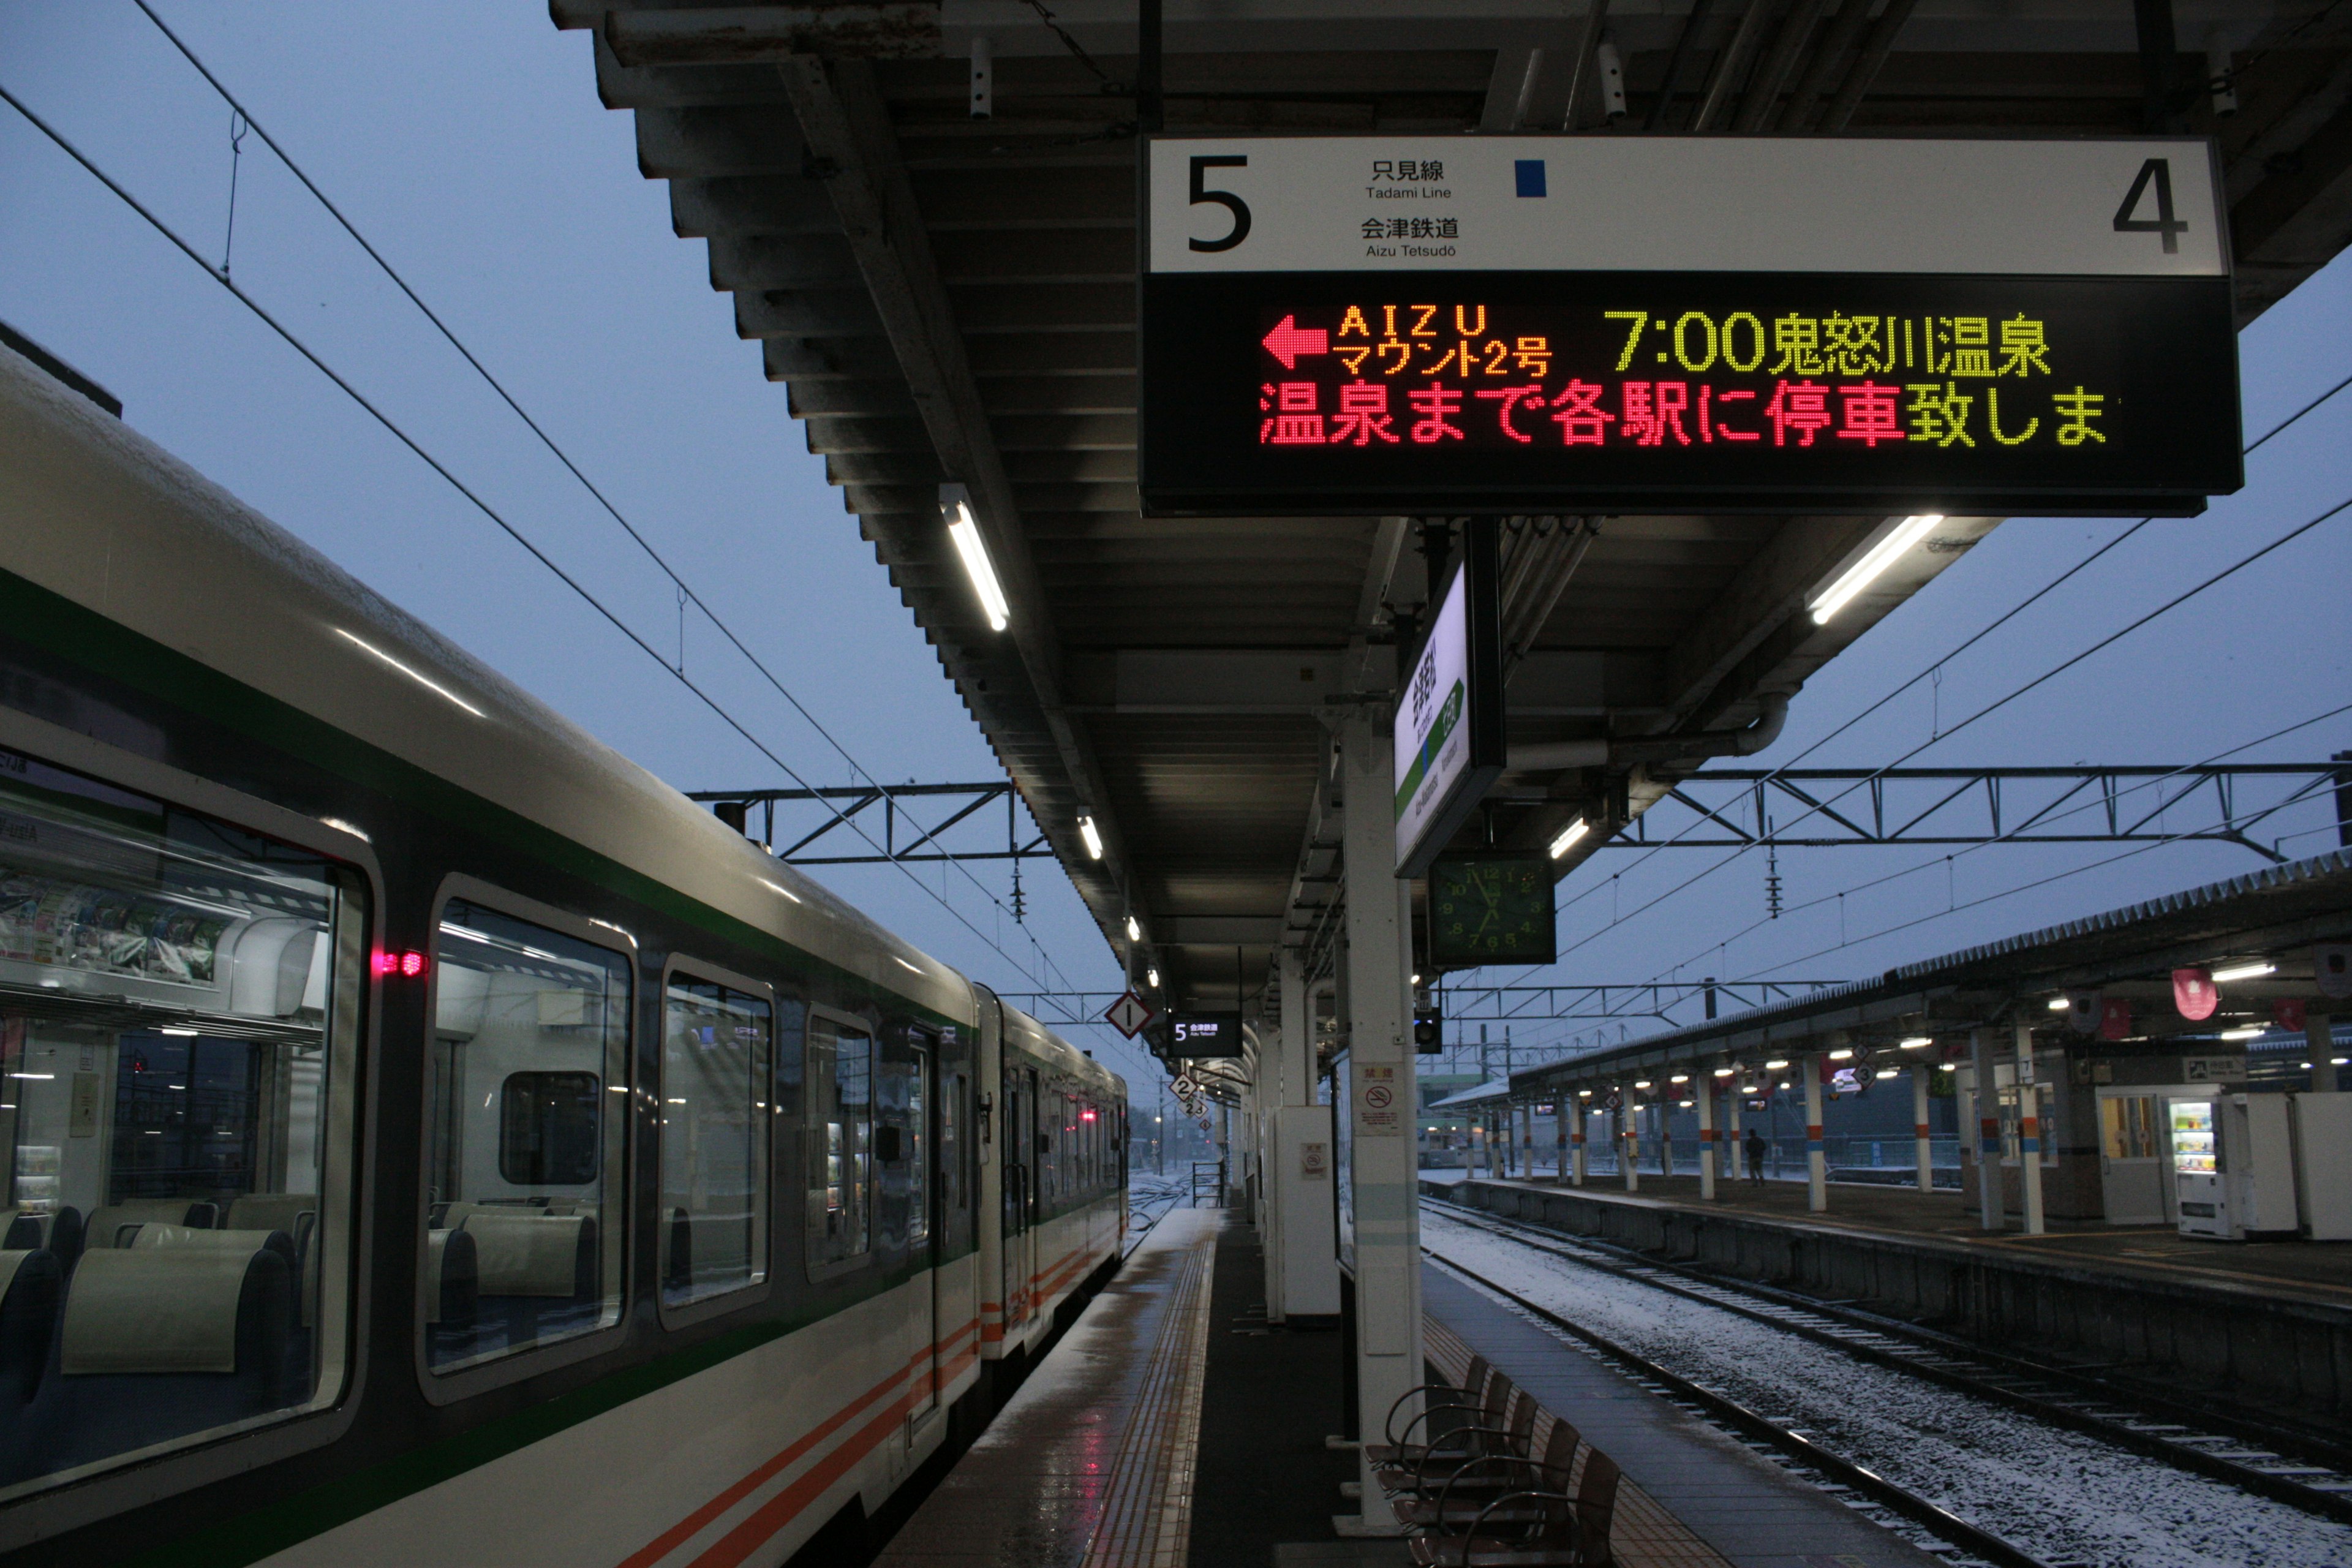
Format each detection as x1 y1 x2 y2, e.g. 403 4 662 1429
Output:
123 1 1099 1012
0 77 1152 1071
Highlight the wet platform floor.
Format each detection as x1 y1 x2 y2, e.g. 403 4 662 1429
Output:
877 1206 1937 1567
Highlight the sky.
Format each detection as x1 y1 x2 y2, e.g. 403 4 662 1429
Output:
2 2 2347 1091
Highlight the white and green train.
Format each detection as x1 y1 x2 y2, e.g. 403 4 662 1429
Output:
0 342 1127 1566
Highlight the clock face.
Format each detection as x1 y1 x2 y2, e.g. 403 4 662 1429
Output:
1428 853 1556 967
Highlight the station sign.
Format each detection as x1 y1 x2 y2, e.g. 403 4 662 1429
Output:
1158 1011 1245 1058
1139 137 2242 516
1394 523 1504 878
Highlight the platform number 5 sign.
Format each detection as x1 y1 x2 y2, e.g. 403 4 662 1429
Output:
2113 157 2188 255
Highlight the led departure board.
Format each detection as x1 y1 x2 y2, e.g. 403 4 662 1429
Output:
1140 137 2243 516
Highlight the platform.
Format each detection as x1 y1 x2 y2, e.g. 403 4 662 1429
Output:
1438 1173 2352 1430
1435 1172 2352 1304
879 1208 1952 1566
1422 1265 1946 1568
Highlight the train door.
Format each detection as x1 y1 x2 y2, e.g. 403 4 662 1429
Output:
907 1035 938 1422
999 1069 1025 1333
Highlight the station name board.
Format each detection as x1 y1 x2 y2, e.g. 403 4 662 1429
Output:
1140 138 2242 516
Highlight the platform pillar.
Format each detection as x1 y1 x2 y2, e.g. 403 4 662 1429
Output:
1803 1055 1828 1212
1571 1099 1588 1185
1623 1105 1640 1191
2015 1020 2045 1235
1725 1080 1743 1183
2311 1012 2338 1092
1913 1061 1935 1195
1555 1096 1569 1183
1971 1026 2003 1231
1338 713 1420 1528
1697 1074 1717 1200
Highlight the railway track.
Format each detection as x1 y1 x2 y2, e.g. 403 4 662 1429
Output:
1424 1195 2352 1529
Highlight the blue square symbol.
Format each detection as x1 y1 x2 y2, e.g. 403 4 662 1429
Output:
1514 159 1547 198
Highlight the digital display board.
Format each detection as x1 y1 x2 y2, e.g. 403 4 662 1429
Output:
1395 524 1504 877
1140 137 2241 516
1158 1011 1245 1058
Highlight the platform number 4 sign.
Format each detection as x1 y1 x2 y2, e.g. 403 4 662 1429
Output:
2113 157 2188 255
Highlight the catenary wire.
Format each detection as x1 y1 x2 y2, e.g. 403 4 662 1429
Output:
0 80 1154 1064
1530 357 2352 953
124 1 1092 1005
1528 699 2352 1054
1542 483 2352 970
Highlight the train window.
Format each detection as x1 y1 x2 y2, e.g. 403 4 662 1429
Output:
805 1016 873 1273
941 1070 965 1220
424 899 629 1374
659 973 771 1310
889 1038 930 1252
0 749 363 1495
500 1072 601 1186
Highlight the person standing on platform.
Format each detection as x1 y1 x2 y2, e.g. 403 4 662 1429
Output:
1744 1128 1767 1185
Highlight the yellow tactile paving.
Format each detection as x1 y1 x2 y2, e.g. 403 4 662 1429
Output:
1078 1210 1219 1568
1422 1317 1734 1568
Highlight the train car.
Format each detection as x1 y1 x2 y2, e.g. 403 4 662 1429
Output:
0 342 1126 1567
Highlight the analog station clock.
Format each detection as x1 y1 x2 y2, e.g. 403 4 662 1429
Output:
1428 852 1557 967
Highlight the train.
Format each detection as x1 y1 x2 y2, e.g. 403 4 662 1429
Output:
0 340 1128 1566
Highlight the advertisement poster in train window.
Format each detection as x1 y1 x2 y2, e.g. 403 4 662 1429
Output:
1140 135 2241 516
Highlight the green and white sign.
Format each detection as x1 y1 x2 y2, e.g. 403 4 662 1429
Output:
1393 523 1505 877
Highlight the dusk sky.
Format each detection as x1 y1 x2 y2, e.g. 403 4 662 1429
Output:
4 2 2346 1089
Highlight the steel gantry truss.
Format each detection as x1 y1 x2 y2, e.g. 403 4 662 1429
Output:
687 782 1051 866
1605 764 2348 862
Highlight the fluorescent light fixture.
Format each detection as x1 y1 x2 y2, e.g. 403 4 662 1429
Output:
1411 973 1421 985
1713 1066 1733 1077
160 1026 199 1037
7 1072 53 1080
1765 1058 1789 1071
1125 914 1141 942
2334 1057 2348 1066
2046 997 2070 1011
1670 1073 1690 1084
1875 1067 1899 1079
1939 1062 1958 1073
321 816 372 844
1078 815 1104 860
1548 817 1591 859
1808 514 1942 625
1678 1099 1694 1108
336 629 485 717
2211 960 2275 984
1633 1079 1651 1090
1899 1036 1932 1049
1147 968 1161 988
2220 1024 2264 1040
946 500 1009 631
1577 1088 1593 1098
1828 1047 1854 1061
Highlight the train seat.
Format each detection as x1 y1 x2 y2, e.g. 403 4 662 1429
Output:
225 1196 317 1259
454 1212 597 1352
0 1209 82 1275
461 1212 594 1299
34 1241 298 1474
424 1228 480 1327
0 1251 61 1408
84 1200 221 1250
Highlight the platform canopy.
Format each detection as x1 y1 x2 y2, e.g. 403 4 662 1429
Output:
555 1 2352 1029
1509 847 2352 1096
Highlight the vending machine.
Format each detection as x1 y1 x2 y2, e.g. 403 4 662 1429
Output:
2173 1093 2299 1240
2171 1098 2226 1238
